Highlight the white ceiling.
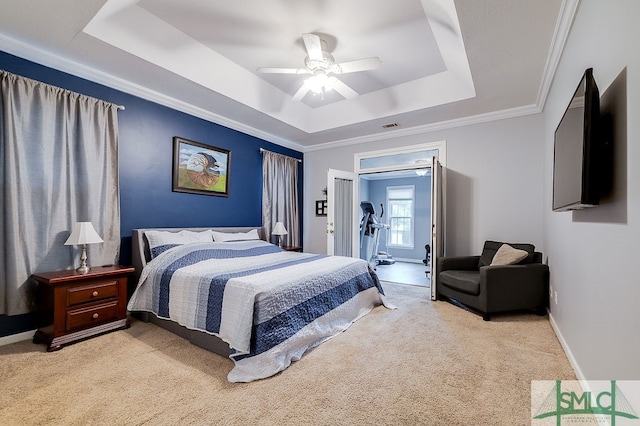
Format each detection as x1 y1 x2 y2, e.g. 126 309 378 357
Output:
0 0 565 151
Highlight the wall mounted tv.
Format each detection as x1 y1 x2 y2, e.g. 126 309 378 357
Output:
552 68 602 212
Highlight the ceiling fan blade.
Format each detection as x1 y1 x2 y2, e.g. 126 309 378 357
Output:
331 78 358 100
302 33 323 61
256 67 308 74
334 57 382 74
292 84 310 101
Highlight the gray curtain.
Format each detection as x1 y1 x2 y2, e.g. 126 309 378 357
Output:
262 150 299 247
334 178 353 257
0 70 121 315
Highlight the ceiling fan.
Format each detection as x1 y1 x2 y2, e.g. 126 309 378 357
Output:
256 33 381 101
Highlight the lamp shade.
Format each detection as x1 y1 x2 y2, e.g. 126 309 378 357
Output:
272 222 288 236
64 222 104 245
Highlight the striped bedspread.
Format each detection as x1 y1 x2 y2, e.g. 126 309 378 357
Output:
127 239 391 382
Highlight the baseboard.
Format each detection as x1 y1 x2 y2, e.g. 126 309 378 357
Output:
548 312 586 381
392 258 424 264
0 329 35 347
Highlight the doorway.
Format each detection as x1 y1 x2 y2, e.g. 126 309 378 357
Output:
326 141 445 298
358 169 431 288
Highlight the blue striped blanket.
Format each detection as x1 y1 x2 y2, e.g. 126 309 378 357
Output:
127 239 391 382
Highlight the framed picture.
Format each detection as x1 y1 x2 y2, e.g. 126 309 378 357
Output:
315 200 327 216
172 137 230 197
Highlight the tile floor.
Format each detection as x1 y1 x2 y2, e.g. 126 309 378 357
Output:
374 261 430 287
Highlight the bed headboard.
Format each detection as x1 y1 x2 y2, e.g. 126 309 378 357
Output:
131 226 266 281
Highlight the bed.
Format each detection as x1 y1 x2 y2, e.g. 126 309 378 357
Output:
128 226 391 382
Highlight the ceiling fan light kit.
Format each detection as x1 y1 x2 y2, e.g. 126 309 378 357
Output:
304 73 337 97
257 33 381 102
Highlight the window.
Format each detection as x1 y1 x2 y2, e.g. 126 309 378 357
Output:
387 186 414 248
354 141 446 175
359 149 439 171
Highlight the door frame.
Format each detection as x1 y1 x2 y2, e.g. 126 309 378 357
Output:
430 156 444 300
353 141 446 282
326 140 447 262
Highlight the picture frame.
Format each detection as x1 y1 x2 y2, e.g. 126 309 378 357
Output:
315 200 327 216
172 137 230 197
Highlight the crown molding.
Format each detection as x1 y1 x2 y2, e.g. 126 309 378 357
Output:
306 0 580 153
0 0 578 155
0 33 304 152
304 103 541 152
536 0 581 110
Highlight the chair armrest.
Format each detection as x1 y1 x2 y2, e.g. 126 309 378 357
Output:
437 255 480 272
480 264 549 309
481 263 549 288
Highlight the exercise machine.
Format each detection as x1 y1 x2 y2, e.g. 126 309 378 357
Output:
423 244 431 276
359 201 396 268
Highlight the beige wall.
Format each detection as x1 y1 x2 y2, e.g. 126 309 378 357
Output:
542 0 640 379
4 0 636 381
305 0 640 381
303 113 546 256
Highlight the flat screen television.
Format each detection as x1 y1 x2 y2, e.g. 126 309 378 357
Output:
552 68 601 212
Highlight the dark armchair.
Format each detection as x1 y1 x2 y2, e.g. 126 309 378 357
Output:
436 241 549 320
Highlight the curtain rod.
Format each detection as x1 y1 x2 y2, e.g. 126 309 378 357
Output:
260 148 302 163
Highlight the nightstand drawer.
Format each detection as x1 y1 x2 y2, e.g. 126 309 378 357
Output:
66 301 119 332
67 280 118 306
32 266 134 351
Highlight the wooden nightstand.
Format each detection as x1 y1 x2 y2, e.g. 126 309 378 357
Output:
282 245 302 252
32 265 135 351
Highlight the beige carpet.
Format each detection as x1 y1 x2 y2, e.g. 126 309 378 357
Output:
0 282 575 425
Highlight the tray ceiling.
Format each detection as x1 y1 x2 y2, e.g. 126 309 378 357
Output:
0 0 564 150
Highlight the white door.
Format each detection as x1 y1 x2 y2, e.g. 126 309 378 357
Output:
430 157 444 301
327 169 358 256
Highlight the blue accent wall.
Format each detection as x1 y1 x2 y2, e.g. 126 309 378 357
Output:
0 50 303 337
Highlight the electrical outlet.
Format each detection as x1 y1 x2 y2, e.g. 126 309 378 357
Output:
554 291 558 305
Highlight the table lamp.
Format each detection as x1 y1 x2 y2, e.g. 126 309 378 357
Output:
272 222 288 247
64 222 104 273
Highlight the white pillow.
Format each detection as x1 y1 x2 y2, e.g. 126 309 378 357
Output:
490 244 529 266
146 229 213 259
211 229 259 242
